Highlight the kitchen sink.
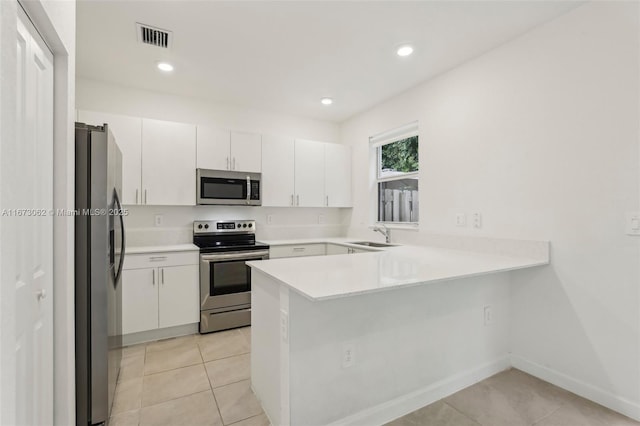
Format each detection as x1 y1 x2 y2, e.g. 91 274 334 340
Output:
349 241 396 248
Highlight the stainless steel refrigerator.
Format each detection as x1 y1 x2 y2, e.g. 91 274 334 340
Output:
75 122 125 426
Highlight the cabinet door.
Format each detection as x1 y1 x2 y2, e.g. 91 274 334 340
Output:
325 244 350 255
158 265 200 328
142 119 196 205
231 131 262 172
196 125 230 170
269 244 326 259
262 135 295 207
78 110 142 205
324 143 352 207
122 268 159 334
294 139 325 207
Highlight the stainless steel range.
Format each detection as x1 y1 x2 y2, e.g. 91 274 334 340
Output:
194 220 269 333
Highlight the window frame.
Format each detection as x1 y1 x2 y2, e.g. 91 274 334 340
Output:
370 122 419 227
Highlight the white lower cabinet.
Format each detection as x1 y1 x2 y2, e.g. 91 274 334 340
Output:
325 244 350 255
158 265 200 328
122 268 158 334
325 244 370 255
270 243 375 259
122 250 199 335
269 244 326 259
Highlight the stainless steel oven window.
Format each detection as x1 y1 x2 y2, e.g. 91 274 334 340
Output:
210 260 251 295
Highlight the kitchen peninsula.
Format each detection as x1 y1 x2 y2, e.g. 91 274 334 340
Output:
247 239 549 426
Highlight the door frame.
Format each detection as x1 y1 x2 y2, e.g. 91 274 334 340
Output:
0 1 75 424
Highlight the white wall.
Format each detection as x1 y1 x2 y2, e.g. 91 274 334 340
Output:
340 1 640 417
76 78 348 243
0 0 76 424
76 78 339 142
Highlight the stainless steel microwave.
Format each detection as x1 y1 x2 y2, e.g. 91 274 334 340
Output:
196 169 261 206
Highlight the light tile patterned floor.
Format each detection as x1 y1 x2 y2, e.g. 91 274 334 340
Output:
112 331 639 426
109 326 270 426
385 369 640 426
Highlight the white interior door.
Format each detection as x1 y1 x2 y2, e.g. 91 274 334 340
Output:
6 9 55 426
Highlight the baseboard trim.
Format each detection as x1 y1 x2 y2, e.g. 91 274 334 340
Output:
327 356 511 426
510 354 640 422
122 323 198 346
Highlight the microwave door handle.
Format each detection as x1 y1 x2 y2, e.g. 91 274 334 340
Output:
246 176 251 205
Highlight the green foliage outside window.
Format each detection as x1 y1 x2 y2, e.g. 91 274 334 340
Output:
380 136 418 174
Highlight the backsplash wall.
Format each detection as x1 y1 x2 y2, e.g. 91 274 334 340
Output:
123 206 350 246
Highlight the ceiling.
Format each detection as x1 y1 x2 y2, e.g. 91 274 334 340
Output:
76 1 581 123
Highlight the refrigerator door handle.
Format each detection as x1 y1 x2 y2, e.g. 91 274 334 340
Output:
113 189 126 286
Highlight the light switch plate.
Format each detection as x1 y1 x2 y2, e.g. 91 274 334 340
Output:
455 213 466 227
625 212 640 235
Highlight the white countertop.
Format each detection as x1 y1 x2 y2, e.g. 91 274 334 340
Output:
126 244 199 254
248 243 548 301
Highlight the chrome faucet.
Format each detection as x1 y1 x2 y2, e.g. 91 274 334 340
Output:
373 224 391 244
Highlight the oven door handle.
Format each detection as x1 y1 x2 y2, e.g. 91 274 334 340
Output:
201 250 270 262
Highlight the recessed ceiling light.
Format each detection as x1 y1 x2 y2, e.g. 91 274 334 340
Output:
396 45 414 57
320 97 333 105
157 62 174 72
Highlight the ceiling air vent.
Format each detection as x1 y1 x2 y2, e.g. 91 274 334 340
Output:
136 23 172 49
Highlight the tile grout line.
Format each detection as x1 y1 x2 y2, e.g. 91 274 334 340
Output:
226 413 264 426
198 336 227 425
443 401 483 426
530 406 562 426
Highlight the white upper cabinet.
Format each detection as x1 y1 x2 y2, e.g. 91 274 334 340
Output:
196 125 230 170
324 143 352 207
78 110 142 205
196 127 261 173
142 118 196 205
294 139 325 207
231 131 262 173
263 137 351 208
262 135 295 207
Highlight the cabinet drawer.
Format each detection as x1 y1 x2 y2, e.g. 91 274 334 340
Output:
269 244 326 259
123 251 199 270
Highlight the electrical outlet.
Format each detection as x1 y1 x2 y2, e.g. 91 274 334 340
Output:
483 305 492 326
267 214 273 225
455 213 466 227
318 214 326 225
280 309 289 343
472 212 482 229
154 214 163 227
342 343 355 368
625 212 640 235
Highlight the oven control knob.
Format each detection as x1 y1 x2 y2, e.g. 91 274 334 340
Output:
243 223 248 228
248 223 253 228
198 224 203 229
204 224 209 229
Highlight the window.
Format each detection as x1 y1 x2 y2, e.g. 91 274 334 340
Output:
371 123 419 224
